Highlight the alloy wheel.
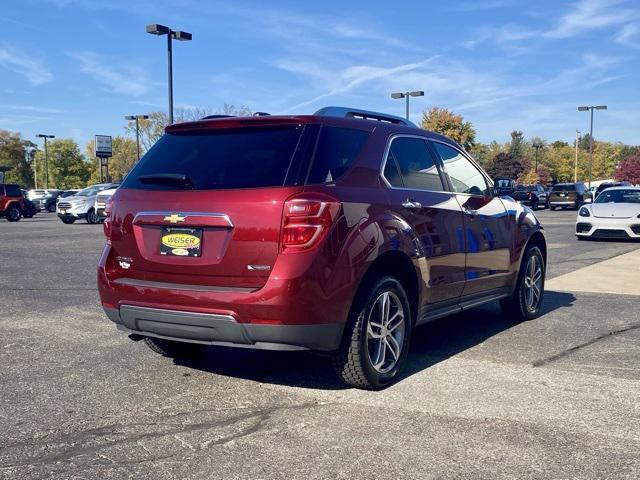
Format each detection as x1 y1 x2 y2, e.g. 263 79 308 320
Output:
366 291 406 374
523 255 543 312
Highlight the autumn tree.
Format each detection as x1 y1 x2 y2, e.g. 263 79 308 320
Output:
615 151 640 185
33 138 90 189
486 152 526 180
0 130 36 188
421 107 476 150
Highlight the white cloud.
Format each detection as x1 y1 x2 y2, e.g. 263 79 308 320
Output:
0 48 53 85
616 23 640 48
0 104 65 114
68 51 149 97
545 0 639 39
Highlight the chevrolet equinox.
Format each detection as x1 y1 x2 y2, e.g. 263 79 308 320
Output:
98 107 547 389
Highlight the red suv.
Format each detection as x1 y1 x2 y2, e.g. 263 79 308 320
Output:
0 184 25 222
98 107 546 389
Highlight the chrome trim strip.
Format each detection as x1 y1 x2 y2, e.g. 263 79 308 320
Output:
133 211 234 228
114 277 257 293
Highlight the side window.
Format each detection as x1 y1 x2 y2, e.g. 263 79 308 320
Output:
432 142 490 196
383 154 403 187
306 126 369 184
386 137 445 191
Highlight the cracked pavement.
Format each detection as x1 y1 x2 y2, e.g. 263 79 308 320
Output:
1 209 639 479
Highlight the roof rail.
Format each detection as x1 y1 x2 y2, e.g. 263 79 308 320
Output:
201 114 235 120
314 106 417 127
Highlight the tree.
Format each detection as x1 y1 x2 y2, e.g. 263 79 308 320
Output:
518 165 551 186
615 151 640 185
0 130 36 188
34 139 91 189
508 130 525 160
486 152 526 180
420 107 476 150
125 104 252 154
85 136 139 183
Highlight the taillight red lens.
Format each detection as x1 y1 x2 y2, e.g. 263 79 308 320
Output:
281 195 340 253
103 217 112 244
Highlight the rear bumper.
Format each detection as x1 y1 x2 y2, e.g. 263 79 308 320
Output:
550 199 579 207
104 305 344 351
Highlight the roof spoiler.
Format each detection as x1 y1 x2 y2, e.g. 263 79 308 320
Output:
314 106 417 127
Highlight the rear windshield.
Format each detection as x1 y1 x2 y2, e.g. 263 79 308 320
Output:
121 125 369 190
552 184 575 191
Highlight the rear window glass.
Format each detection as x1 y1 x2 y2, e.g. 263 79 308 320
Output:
306 126 369 184
122 126 304 190
552 184 575 191
5 185 21 196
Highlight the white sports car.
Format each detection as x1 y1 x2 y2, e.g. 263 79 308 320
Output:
576 186 640 240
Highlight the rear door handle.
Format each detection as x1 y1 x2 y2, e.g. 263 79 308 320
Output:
402 200 422 209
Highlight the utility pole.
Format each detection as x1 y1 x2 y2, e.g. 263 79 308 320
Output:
391 91 424 120
574 130 580 183
36 134 55 189
578 105 607 188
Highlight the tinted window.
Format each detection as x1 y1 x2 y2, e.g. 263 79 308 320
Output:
386 137 445 191
122 126 304 190
433 142 489 196
5 185 21 196
552 184 575 191
383 156 403 187
307 127 369 184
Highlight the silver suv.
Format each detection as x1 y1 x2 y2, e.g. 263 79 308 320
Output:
57 183 117 224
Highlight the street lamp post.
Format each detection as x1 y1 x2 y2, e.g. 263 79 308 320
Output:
146 24 192 125
391 91 424 120
532 142 542 176
125 114 149 161
574 130 580 183
578 105 607 188
36 134 55 189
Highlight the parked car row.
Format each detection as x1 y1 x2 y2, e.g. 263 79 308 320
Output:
56 183 119 224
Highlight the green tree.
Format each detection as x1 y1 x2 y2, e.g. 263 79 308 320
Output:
420 107 476 150
0 130 36 188
34 139 91 189
508 130 525 160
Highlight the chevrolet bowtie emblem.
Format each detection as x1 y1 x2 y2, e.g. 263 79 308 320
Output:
164 213 186 224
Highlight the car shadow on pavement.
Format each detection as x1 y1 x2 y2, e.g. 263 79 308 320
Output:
173 290 576 390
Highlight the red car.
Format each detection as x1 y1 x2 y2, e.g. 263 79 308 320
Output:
98 107 546 389
0 184 25 221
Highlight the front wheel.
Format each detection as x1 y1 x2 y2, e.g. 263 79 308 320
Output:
86 208 97 224
143 337 203 358
48 203 56 213
501 246 545 321
61 217 75 224
6 205 21 222
332 276 412 390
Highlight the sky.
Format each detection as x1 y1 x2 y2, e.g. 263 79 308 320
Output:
1 0 639 149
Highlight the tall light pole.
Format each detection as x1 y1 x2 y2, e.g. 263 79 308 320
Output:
574 130 580 183
532 142 542 176
125 114 149 161
391 91 424 120
36 134 55 189
146 24 192 125
578 105 607 188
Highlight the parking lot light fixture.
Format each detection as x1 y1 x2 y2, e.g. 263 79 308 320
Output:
578 105 608 188
391 90 424 120
125 114 150 161
532 142 543 175
146 24 192 125
35 134 55 189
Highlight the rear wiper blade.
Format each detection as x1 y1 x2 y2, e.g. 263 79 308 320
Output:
138 173 194 189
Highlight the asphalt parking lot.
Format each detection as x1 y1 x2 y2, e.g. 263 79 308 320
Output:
1 208 639 479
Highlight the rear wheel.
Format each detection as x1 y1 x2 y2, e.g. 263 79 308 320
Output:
47 203 56 213
6 205 21 222
501 246 545 321
143 337 203 358
332 276 412 390
550 206 556 211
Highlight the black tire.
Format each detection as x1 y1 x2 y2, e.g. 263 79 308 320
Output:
500 246 545 321
545 201 550 209
332 276 412 390
86 208 98 224
143 337 203 358
6 205 21 222
576 236 588 241
550 206 556 211
61 217 75 224
531 200 538 210
47 203 56 213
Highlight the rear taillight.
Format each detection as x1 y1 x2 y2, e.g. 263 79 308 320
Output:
528 192 532 199
281 195 340 253
103 197 114 244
